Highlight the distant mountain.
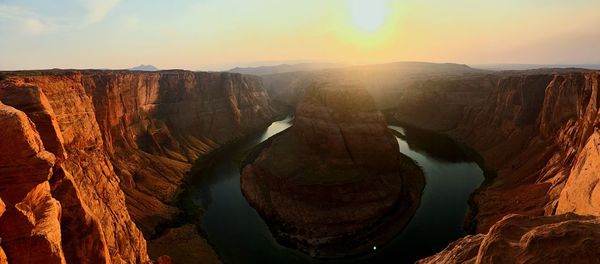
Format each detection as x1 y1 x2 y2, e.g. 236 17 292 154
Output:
346 61 485 74
129 64 159 71
472 64 600 71
229 63 342 76
260 61 489 109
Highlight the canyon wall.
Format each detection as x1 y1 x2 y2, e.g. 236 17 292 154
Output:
450 72 599 233
0 70 274 263
388 71 599 232
264 66 600 261
262 66 600 234
387 71 600 262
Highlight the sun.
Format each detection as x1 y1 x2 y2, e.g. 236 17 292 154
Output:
348 0 389 32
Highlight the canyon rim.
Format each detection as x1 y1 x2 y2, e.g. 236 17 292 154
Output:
1 0 600 263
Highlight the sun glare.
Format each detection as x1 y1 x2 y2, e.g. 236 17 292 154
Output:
349 0 389 32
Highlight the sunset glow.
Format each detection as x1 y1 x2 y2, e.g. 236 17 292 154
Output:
349 0 389 32
0 0 599 70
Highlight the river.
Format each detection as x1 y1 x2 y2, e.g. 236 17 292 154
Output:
184 117 484 263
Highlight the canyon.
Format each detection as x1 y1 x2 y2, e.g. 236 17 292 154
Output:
0 63 598 263
241 83 424 257
414 71 600 263
262 65 600 262
0 70 274 263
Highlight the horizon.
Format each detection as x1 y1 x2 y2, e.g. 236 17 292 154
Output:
3 60 600 72
1 0 599 71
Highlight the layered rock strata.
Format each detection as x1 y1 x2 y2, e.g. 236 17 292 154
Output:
262 68 599 261
0 70 274 263
241 83 424 257
386 72 599 232
391 71 600 262
451 72 599 233
418 213 600 264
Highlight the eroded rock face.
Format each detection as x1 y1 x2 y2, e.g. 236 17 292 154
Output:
418 213 600 264
400 71 600 262
386 72 600 234
241 83 424 257
262 68 600 241
556 132 600 215
0 199 6 264
0 102 66 264
0 70 274 263
79 71 273 234
450 72 600 232
1 74 148 264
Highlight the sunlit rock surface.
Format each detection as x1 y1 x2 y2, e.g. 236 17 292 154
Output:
0 70 274 263
418 213 600 264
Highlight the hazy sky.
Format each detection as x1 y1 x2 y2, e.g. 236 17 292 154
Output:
1 0 599 70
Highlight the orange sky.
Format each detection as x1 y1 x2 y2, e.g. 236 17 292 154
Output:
1 0 599 70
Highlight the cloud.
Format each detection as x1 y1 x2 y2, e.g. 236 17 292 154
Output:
0 0 122 34
21 17 44 33
0 4 49 34
79 0 121 25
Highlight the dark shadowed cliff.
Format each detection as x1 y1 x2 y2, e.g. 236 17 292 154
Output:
241 83 424 258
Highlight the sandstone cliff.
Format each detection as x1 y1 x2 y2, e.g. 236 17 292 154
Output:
236 65 600 261
387 72 599 232
418 213 600 264
449 72 599 233
0 101 67 263
0 70 274 263
386 71 600 262
263 66 600 236
241 83 424 257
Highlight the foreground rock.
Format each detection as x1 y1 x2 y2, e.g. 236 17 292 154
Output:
241 83 424 257
0 70 274 263
418 213 600 264
0 102 67 263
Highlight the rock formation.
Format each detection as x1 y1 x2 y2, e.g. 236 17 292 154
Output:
262 66 600 262
0 70 274 263
448 72 600 233
0 101 66 264
418 213 600 264
241 83 424 257
389 71 600 262
1 65 598 263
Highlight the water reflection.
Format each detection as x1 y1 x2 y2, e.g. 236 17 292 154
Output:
394 126 469 163
183 119 484 264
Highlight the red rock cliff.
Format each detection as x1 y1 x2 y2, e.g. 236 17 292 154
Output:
0 70 274 263
389 71 599 233
448 72 600 232
395 71 600 262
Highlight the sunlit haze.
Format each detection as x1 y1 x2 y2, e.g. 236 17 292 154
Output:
1 0 599 70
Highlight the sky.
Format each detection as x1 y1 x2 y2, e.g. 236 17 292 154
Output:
1 0 599 70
